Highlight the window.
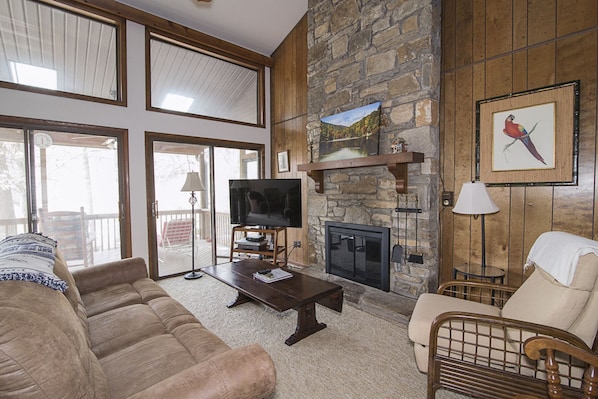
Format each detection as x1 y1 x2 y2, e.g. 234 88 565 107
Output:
0 116 131 268
146 132 263 278
0 0 125 103
148 31 264 126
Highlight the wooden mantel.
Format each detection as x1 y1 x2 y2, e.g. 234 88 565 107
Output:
297 152 424 194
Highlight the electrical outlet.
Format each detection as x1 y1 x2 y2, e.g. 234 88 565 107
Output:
293 240 301 248
442 191 454 207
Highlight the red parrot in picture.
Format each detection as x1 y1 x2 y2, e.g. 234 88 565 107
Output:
503 114 546 165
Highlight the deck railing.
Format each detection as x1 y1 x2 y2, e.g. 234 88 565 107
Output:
0 210 232 256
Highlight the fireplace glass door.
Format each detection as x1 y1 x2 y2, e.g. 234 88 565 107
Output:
325 222 390 291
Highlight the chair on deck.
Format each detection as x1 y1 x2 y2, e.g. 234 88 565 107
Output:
158 219 193 262
38 206 95 268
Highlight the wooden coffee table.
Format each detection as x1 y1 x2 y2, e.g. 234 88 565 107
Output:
202 259 343 345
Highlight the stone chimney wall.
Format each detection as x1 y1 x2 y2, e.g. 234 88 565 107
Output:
306 0 441 299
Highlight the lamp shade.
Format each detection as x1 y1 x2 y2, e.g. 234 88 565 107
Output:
452 181 499 215
180 172 205 192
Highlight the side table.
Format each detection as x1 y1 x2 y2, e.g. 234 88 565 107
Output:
453 264 505 284
453 264 505 304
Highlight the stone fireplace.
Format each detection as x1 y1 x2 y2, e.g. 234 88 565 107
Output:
304 0 441 318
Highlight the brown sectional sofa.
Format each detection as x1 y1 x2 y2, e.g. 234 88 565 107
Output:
0 250 276 398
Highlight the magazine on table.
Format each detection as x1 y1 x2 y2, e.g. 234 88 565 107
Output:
253 268 292 283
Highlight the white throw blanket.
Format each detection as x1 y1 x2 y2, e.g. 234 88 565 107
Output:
525 231 598 286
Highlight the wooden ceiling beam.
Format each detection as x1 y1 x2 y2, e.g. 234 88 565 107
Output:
54 0 274 67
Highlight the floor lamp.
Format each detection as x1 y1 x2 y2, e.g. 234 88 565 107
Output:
452 181 499 269
181 171 205 280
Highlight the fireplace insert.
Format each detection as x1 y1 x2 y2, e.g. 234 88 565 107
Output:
325 222 390 291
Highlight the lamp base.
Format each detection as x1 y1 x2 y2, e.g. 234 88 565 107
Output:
184 271 203 280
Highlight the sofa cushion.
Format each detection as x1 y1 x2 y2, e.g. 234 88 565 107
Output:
99 334 219 399
82 283 144 317
171 322 233 363
133 278 171 302
81 278 171 317
126 344 276 399
51 250 91 345
0 282 109 399
147 295 203 332
88 303 167 359
73 257 149 295
52 250 83 310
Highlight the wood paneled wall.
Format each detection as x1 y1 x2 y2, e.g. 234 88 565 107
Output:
271 14 309 266
440 0 598 286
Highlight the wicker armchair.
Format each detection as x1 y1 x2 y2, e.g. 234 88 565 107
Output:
408 232 598 399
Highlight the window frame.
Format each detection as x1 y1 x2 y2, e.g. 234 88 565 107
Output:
145 28 266 127
0 0 127 106
0 114 132 257
144 131 265 279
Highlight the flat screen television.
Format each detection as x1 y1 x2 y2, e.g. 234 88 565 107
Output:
229 179 302 228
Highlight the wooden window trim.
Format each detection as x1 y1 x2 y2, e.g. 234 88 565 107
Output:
1 0 127 106
62 0 273 68
146 29 266 127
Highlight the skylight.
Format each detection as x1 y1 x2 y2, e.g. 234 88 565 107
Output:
161 93 194 112
9 62 57 90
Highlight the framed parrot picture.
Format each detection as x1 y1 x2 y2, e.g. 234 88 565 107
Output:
476 80 579 186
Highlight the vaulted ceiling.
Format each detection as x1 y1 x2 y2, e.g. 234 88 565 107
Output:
115 0 307 56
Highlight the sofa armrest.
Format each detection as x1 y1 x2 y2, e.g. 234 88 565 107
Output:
428 311 590 398
127 343 276 399
72 257 149 295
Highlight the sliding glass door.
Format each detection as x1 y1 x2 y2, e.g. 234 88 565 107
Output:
146 133 262 279
0 119 130 268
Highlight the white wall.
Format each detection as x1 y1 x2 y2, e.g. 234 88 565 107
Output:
0 20 271 261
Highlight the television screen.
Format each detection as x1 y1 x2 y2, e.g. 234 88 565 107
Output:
229 179 302 228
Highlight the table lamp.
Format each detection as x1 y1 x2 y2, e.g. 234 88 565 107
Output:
181 171 205 280
452 181 499 269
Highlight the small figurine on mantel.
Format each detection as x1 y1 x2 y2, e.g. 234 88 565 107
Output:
391 137 408 153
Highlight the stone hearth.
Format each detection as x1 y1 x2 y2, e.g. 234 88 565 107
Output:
299 265 416 325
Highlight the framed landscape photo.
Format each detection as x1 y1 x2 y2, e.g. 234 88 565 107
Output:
476 80 579 185
318 102 381 162
277 150 289 173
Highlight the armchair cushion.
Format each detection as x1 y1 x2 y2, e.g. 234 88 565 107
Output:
501 268 590 332
408 293 504 371
408 293 500 346
567 253 598 345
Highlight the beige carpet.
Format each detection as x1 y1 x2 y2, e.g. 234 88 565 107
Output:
159 275 471 399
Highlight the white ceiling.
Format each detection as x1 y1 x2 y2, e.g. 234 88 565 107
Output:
115 0 308 56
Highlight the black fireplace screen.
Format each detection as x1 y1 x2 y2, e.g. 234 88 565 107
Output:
325 222 390 291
